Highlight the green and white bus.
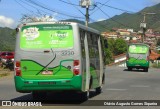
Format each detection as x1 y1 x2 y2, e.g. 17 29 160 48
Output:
14 22 105 100
126 43 150 72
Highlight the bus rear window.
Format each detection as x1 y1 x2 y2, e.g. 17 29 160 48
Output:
20 24 73 49
129 45 148 54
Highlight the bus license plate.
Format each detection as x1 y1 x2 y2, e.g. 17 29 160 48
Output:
135 65 140 66
42 71 53 75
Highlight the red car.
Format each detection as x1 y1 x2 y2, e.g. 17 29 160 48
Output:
0 52 14 65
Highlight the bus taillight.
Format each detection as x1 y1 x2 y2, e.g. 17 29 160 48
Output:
73 68 80 75
16 61 21 67
15 68 21 76
15 61 21 76
73 60 80 75
74 60 79 66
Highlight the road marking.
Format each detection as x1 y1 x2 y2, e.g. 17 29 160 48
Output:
106 88 127 91
130 85 150 88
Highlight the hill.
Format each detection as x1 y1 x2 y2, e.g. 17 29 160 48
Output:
1 3 160 51
0 27 15 51
89 3 160 32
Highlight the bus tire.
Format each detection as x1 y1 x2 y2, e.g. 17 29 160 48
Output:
96 73 104 94
89 76 93 89
128 67 132 71
102 73 105 84
96 86 102 94
32 91 47 100
81 91 89 101
144 68 148 72
81 76 92 101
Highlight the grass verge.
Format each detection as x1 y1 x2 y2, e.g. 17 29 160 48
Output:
0 68 11 77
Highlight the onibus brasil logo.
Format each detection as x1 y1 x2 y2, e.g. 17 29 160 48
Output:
23 27 40 40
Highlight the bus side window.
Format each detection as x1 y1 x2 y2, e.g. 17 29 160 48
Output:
100 36 107 58
80 29 85 58
80 30 84 44
95 35 99 57
88 33 94 58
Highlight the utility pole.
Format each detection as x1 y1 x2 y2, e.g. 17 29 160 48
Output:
85 5 89 27
80 0 92 27
140 12 156 43
140 22 146 43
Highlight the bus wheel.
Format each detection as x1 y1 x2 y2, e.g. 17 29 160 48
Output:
96 86 102 94
102 73 105 84
32 91 47 100
128 67 132 71
89 76 93 89
81 91 90 101
81 76 92 101
144 68 148 72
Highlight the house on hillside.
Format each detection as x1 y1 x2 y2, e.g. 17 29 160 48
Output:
149 50 160 61
101 32 118 39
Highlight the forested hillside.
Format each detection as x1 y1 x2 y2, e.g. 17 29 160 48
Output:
0 27 15 51
89 3 160 32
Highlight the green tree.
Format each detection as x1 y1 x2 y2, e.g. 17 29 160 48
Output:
0 27 15 51
108 38 115 53
114 38 127 55
101 38 114 65
105 48 114 64
101 37 127 65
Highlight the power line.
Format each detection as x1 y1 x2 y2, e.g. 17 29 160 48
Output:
58 0 111 30
57 0 120 31
19 0 50 15
24 0 85 19
58 0 110 30
14 0 36 14
58 0 96 10
90 0 111 15
67 0 85 16
19 0 67 20
95 5 136 29
59 0 96 14
58 0 79 6
96 2 135 14
15 0 67 20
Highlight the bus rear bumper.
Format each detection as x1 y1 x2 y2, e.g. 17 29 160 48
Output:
14 76 82 93
126 61 149 68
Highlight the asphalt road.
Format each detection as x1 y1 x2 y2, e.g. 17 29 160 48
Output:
1 66 160 109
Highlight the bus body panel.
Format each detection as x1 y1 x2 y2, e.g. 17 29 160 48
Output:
126 60 149 68
14 22 104 93
15 75 82 92
126 43 150 69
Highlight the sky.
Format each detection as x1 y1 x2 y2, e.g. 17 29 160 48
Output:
0 0 160 29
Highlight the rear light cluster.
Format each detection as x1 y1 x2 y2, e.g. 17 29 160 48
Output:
15 61 21 76
73 60 80 75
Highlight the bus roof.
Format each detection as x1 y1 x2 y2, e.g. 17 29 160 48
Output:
129 43 150 47
17 21 100 34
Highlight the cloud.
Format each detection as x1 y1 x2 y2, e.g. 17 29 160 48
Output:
0 15 15 28
150 0 160 4
97 18 106 22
